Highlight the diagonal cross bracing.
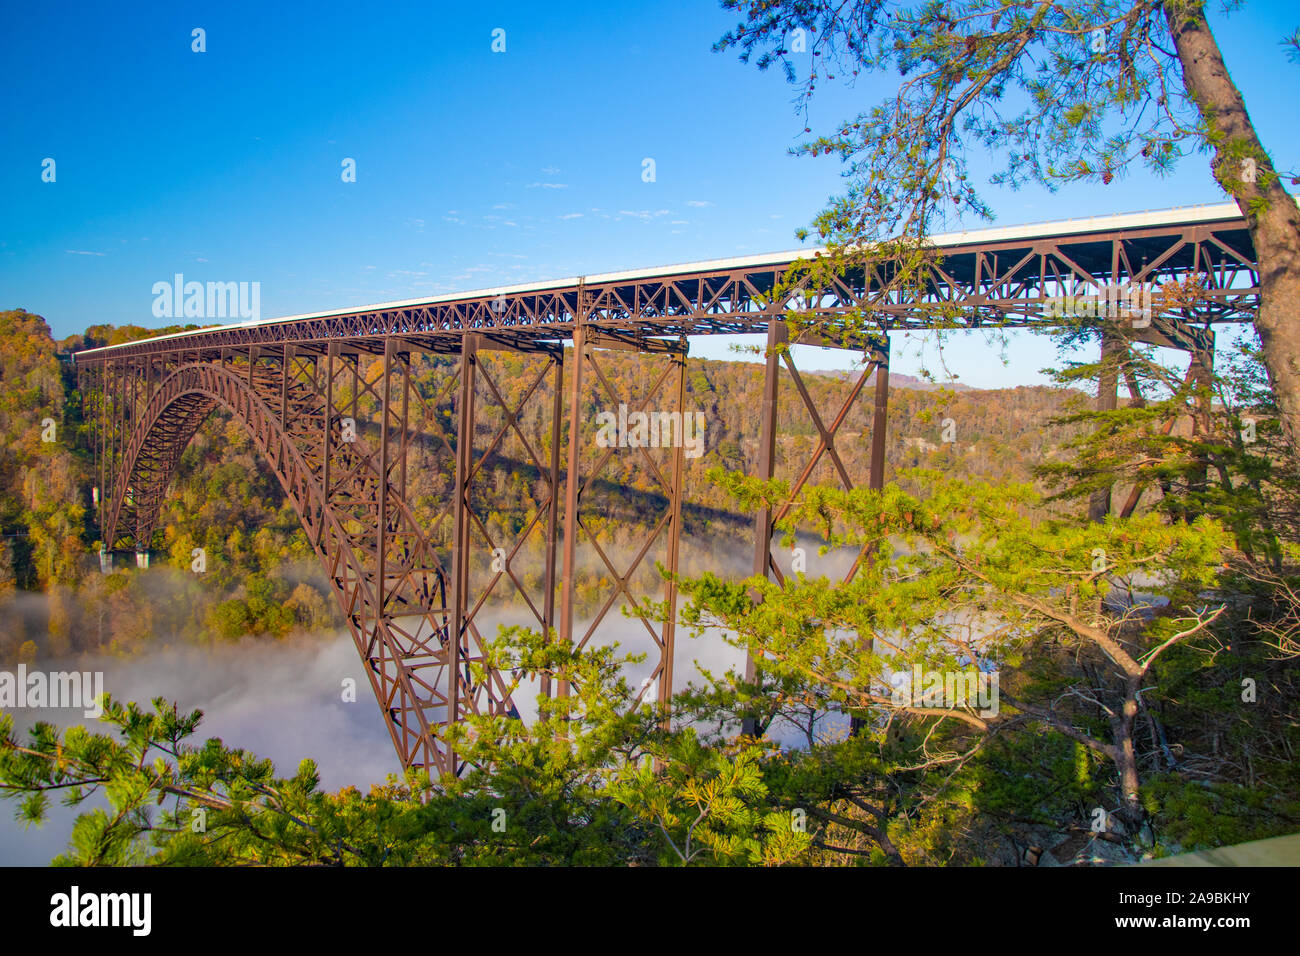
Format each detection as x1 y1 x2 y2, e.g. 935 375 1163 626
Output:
71 204 1262 775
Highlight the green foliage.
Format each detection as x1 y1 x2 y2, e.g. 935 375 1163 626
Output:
0 629 816 866
715 0 1287 249
2 309 1295 867
677 468 1233 828
714 1 1300 479
609 736 811 866
1142 776 1300 853
1038 323 1299 564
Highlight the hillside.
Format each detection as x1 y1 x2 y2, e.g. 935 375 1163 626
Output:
0 310 1086 661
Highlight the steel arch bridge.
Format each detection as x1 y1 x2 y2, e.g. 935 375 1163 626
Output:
73 203 1260 777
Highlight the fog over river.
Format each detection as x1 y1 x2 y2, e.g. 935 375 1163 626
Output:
0 539 878 864
0 616 761 865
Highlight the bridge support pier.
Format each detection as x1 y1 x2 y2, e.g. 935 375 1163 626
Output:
1092 316 1217 523
556 305 689 713
73 207 1253 775
1089 324 1123 522
448 335 479 773
539 351 564 701
558 320 585 700
743 320 783 738
743 319 890 738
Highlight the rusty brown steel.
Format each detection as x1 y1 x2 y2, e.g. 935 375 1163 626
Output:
71 212 1262 777
74 215 1258 365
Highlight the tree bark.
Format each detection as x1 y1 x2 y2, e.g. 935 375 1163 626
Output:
1166 1 1300 464
1113 697 1144 829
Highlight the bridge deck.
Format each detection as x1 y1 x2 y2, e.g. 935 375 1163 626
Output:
73 203 1257 363
72 201 1262 774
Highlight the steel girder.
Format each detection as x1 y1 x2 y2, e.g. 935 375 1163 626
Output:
73 217 1257 365
556 316 688 712
89 346 520 776
80 331 690 777
70 212 1263 775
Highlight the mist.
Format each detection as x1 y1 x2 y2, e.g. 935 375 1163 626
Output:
0 533 861 865
0 617 748 865
0 630 392 865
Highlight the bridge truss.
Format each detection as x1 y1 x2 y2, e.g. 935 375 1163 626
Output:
73 204 1259 776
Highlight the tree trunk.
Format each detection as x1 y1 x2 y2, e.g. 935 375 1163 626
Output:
1166 1 1300 463
1112 698 1144 829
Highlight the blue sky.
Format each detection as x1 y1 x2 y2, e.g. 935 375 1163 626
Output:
2 0 1295 385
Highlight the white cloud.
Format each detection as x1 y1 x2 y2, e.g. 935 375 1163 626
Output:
616 209 672 222
685 200 712 207
65 250 105 256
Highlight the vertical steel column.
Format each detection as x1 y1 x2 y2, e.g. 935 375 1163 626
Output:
349 350 359 431
851 337 890 737
742 319 783 737
106 361 115 533
112 360 123 545
398 347 410 515
280 345 293 427
449 333 480 771
558 284 587 698
1187 330 1216 515
868 337 890 491
122 360 132 463
134 367 148 552
98 365 108 546
377 337 394 620
322 343 337 543
540 352 564 700
658 339 688 713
